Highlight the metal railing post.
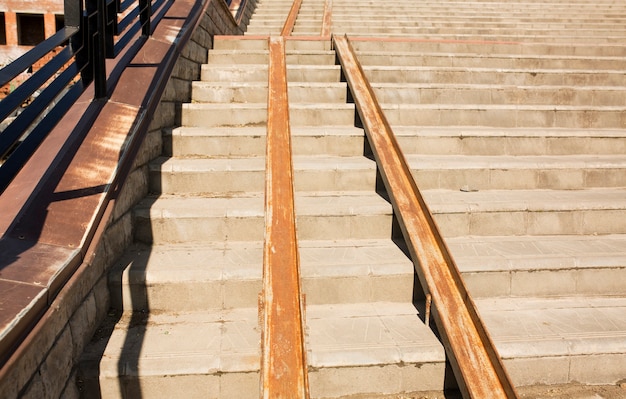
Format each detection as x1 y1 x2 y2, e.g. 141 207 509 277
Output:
139 0 152 36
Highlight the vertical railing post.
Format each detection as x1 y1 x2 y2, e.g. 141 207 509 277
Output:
64 0 82 29
105 0 117 57
139 0 152 36
93 0 108 98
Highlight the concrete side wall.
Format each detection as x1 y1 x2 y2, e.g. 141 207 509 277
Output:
1 0 257 397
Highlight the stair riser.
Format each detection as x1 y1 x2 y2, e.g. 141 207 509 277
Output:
412 167 626 190
192 84 347 104
182 106 355 128
352 41 626 57
329 31 626 43
504 354 626 387
166 134 367 157
135 213 393 243
374 87 626 107
86 356 451 399
308 363 446 398
356 54 626 70
200 66 340 83
213 38 331 51
112 273 415 312
207 52 336 65
166 131 625 157
384 107 626 129
165 131 267 157
398 135 626 156
463 267 626 298
364 69 625 86
151 168 376 193
134 215 265 243
88 372 259 399
151 166 626 194
433 209 626 237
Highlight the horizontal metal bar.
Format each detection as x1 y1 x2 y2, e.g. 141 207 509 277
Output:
0 47 75 123
0 28 77 88
0 82 84 193
0 62 81 160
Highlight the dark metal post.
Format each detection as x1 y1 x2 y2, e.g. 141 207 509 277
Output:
105 0 117 58
139 0 152 36
94 0 108 97
64 0 82 29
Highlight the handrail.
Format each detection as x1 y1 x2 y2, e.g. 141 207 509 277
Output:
0 0 156 193
280 0 303 36
0 0 233 374
260 35 310 399
332 34 520 399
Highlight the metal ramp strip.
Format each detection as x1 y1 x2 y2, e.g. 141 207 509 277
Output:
260 35 310 399
332 34 520 399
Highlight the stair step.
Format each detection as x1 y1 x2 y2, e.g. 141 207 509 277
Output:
80 302 448 399
150 155 376 193
393 127 626 156
306 302 446 398
372 83 626 106
355 52 626 70
79 308 261 399
165 126 625 157
109 239 414 312
191 81 347 103
363 66 626 86
213 37 331 51
450 234 626 297
181 103 355 128
207 50 336 65
407 154 626 190
350 40 626 57
165 126 367 157
134 191 393 243
201 64 340 82
381 104 626 129
479 296 626 386
424 188 626 237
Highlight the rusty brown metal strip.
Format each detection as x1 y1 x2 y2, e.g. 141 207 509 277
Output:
261 35 309 399
332 35 520 399
280 0 303 36
321 0 332 37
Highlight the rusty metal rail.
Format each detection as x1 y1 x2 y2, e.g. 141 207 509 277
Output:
332 34 520 399
260 35 310 399
321 0 332 36
280 0 303 36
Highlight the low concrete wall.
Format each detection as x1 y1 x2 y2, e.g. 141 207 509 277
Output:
1 0 256 397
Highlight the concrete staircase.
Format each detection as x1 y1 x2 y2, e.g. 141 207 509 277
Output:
79 0 626 397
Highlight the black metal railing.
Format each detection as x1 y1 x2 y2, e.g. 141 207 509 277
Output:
0 0 156 193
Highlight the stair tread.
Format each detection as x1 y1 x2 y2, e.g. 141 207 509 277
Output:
423 187 626 212
135 191 391 218
112 239 412 285
450 234 626 271
152 155 377 171
478 296 626 358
